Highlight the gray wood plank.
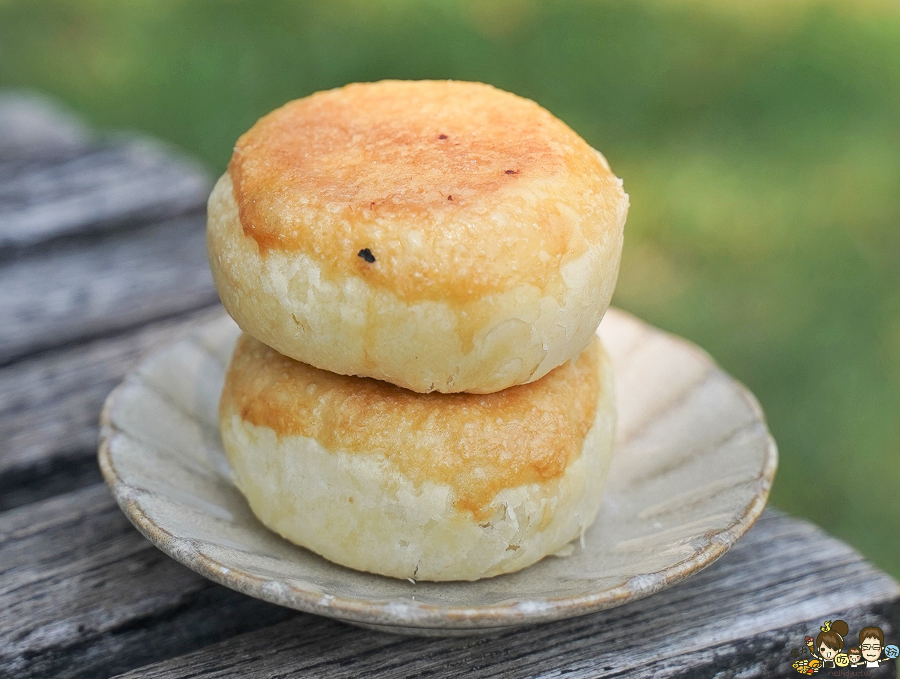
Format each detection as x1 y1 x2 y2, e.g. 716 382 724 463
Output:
1 485 897 679
109 511 900 679
0 138 211 251
0 92 90 160
0 484 296 679
0 92 211 250
0 215 219 365
0 93 221 509
0 307 223 511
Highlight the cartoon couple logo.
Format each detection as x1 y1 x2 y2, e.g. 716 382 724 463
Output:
790 620 899 674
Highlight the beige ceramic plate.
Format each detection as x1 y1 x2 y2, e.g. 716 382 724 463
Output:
99 308 776 635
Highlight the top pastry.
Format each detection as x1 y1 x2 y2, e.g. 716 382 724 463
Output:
207 80 627 393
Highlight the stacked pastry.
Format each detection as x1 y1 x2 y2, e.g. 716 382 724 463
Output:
207 80 628 581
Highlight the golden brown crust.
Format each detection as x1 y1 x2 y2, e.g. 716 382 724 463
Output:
220 333 604 518
228 80 626 303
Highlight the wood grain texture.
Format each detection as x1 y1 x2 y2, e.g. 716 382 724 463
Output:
0 307 222 511
0 216 219 365
2 484 896 679
0 93 210 251
0 139 210 251
108 510 899 679
0 93 89 160
0 484 296 679
0 94 221 505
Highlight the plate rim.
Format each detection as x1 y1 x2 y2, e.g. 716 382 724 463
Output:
98 308 778 630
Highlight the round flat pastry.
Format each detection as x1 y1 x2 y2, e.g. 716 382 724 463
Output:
218 333 616 581
208 80 628 393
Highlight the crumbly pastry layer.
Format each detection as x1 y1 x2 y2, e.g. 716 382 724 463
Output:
208 80 628 393
219 334 616 581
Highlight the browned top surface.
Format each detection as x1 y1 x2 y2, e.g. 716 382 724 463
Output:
228 80 626 302
220 333 605 517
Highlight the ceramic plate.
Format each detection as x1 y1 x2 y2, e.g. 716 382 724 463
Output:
99 308 777 635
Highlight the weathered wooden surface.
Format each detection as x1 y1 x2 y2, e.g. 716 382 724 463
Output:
110 513 900 679
0 485 296 679
0 140 210 251
0 92 89 159
1 493 895 679
0 216 218 364
0 93 209 251
0 94 220 512
0 92 897 679
0 308 222 511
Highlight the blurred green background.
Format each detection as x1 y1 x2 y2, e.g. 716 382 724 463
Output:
2 0 898 579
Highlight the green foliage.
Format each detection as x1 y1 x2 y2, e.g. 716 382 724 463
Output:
3 0 899 577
